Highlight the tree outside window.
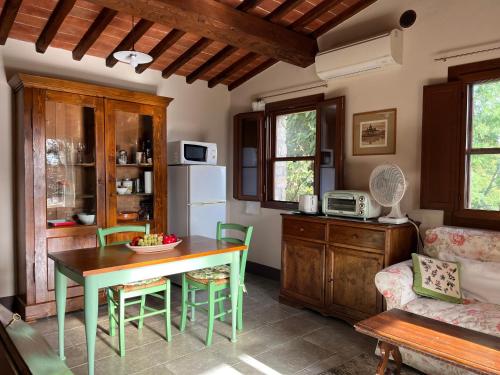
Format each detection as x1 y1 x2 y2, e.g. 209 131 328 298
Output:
273 110 316 203
467 80 500 211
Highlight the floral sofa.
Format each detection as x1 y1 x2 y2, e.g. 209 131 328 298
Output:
375 226 500 375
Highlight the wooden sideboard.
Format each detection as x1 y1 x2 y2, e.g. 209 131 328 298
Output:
280 213 416 323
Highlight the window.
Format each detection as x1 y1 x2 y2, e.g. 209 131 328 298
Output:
233 95 345 210
264 95 344 210
421 58 500 230
466 80 500 211
272 109 317 203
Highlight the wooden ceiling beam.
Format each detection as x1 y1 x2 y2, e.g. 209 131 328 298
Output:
135 29 185 74
290 0 343 31
181 0 263 84
36 0 76 53
0 0 22 45
228 58 277 90
208 52 258 88
73 7 117 60
162 38 213 79
179 0 264 84
217 0 301 89
311 0 378 37
105 18 154 67
210 0 301 88
236 0 265 12
186 45 238 84
265 0 303 22
87 0 317 67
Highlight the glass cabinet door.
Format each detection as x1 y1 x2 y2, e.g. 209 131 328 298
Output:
45 91 104 227
105 99 166 234
233 111 264 201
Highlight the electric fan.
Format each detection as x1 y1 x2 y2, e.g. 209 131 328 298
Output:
369 164 409 224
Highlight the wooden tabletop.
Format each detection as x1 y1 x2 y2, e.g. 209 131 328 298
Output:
355 309 500 374
48 236 246 276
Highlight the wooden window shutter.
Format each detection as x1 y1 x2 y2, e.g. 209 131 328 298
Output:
420 82 463 221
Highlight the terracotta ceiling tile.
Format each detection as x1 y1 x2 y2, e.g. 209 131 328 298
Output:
75 0 101 12
1 0 378 84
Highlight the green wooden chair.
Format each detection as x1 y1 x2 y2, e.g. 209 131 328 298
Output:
97 224 171 357
179 222 253 346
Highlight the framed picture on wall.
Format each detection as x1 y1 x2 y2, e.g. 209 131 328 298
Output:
352 108 396 155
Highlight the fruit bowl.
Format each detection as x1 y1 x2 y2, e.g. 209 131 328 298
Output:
126 233 181 253
126 239 182 253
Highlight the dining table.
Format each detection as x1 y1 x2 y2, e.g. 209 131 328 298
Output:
48 235 247 375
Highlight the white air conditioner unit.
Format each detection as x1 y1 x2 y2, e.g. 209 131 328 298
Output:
315 29 403 80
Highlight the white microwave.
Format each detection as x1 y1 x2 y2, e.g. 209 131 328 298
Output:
168 141 217 165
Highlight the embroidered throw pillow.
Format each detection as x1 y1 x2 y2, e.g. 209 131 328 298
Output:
412 253 462 303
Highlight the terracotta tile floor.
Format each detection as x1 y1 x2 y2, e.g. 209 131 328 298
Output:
30 274 391 374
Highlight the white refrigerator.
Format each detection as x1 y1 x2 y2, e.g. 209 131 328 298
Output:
167 165 226 239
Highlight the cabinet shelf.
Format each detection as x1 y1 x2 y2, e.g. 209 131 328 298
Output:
117 219 153 225
47 162 96 167
116 164 153 168
116 193 152 197
76 194 95 199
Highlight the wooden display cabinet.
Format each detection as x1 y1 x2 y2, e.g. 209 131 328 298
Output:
9 74 171 321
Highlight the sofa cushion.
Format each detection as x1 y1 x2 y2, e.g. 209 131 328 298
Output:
424 226 500 262
402 298 500 338
439 254 500 305
412 253 462 303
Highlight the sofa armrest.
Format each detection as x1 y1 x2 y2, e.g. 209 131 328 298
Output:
375 260 419 310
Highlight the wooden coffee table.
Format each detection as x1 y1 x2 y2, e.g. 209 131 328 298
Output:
355 309 500 375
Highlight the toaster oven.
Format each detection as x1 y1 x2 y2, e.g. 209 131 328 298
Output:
323 190 381 219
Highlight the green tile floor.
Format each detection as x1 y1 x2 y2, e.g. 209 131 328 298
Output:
31 274 383 375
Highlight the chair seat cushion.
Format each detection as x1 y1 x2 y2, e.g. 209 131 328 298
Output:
111 277 168 293
186 265 230 285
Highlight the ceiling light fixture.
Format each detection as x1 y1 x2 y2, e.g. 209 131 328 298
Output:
113 16 152 69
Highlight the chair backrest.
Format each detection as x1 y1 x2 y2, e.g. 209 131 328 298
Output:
97 224 150 247
216 222 253 282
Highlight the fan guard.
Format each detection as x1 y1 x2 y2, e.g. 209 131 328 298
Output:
369 164 409 224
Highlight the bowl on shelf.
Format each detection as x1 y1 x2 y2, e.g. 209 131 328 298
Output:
116 187 129 195
118 211 139 221
77 213 95 225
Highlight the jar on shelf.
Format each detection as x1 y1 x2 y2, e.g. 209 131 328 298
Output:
122 178 133 194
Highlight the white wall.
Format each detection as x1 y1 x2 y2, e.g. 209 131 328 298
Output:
228 0 500 269
0 39 230 297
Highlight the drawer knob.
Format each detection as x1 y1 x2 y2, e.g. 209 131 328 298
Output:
351 233 359 239
299 227 304 232
328 278 334 283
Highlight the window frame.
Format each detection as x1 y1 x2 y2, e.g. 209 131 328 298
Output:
448 62 500 227
262 94 323 210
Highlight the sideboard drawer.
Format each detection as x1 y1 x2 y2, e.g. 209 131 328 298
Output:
283 218 326 241
329 225 385 250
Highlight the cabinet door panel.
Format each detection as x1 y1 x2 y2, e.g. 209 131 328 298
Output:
105 99 167 242
34 90 104 304
331 246 383 316
281 238 325 307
